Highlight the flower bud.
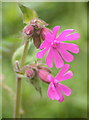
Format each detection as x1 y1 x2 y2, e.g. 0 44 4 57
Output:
30 18 49 30
37 66 52 73
26 68 35 79
40 28 51 41
23 25 34 35
37 69 51 84
33 33 41 48
30 19 37 26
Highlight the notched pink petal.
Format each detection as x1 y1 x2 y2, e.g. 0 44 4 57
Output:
47 75 54 82
62 71 73 80
36 48 48 59
57 29 75 41
46 48 53 68
55 64 70 81
47 83 54 100
61 43 79 54
47 83 59 100
52 26 60 37
58 47 74 62
46 32 54 42
64 33 80 41
58 96 64 102
40 40 49 49
59 83 72 96
55 71 73 82
57 71 73 81
53 49 64 68
55 83 64 102
57 71 73 82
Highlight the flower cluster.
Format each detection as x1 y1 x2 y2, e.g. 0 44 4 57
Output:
23 18 50 48
36 26 79 102
24 23 80 102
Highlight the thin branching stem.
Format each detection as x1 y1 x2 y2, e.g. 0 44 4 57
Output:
14 39 29 118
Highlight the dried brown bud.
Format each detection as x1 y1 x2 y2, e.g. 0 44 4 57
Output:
32 33 41 48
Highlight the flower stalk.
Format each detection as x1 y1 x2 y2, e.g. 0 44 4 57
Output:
14 39 29 118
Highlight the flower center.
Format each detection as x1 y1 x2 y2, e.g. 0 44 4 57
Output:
51 40 59 48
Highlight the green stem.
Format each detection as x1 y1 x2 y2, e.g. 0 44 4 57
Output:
14 77 22 118
20 40 29 68
14 39 29 118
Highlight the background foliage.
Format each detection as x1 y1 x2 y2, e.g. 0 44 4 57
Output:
2 2 87 118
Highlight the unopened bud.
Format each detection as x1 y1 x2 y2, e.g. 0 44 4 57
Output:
33 34 41 48
26 68 35 79
30 19 37 26
24 25 34 35
37 69 51 84
38 66 52 73
30 18 49 30
40 28 51 41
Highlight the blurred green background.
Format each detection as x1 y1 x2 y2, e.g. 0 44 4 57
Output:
2 2 87 118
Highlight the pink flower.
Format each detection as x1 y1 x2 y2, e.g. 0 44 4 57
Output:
47 64 73 102
37 26 80 68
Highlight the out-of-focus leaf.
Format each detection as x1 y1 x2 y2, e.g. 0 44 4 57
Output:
12 44 23 66
12 41 40 67
18 3 38 24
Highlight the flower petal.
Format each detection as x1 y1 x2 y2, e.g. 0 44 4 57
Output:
58 83 72 96
53 49 64 68
55 71 73 82
61 71 73 81
36 48 48 59
57 46 74 62
61 43 79 54
55 83 64 102
40 40 50 49
47 82 60 100
46 32 54 42
58 96 64 102
47 75 54 82
57 29 75 41
64 33 80 41
55 64 70 81
46 48 53 68
52 26 60 38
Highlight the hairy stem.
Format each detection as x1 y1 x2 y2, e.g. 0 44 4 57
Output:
14 39 29 118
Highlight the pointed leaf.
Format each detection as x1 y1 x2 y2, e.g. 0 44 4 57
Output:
18 3 38 24
12 41 40 67
29 76 42 96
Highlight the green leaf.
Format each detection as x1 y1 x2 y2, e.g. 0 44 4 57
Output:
28 76 42 96
12 44 24 66
18 3 38 24
12 41 40 67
